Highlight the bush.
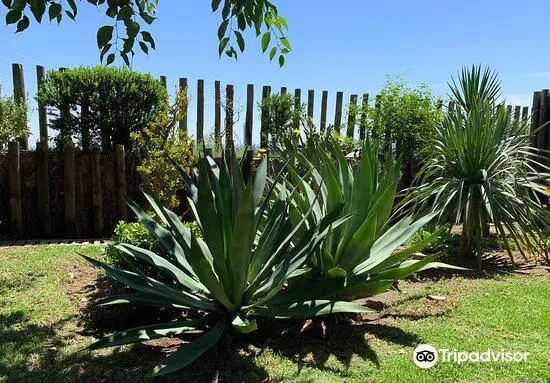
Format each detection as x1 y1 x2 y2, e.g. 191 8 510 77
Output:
259 92 305 152
37 66 167 151
133 89 196 210
370 77 443 186
402 66 550 265
0 96 28 150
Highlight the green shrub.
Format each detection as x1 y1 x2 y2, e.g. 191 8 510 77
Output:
259 92 305 152
133 89 196 210
402 66 550 265
37 66 167 151
0 96 28 149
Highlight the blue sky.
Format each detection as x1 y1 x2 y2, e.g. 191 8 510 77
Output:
1 0 549 145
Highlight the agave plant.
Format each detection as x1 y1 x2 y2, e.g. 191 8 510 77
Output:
278 137 460 297
83 154 373 376
402 65 550 265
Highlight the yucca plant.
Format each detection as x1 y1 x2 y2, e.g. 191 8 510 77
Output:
82 154 374 376
279 137 460 297
401 66 550 265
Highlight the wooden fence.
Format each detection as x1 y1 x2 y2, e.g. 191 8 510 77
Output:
0 142 142 239
0 63 548 240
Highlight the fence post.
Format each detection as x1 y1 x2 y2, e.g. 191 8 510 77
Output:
320 90 328 131
36 65 48 144
225 84 234 156
334 91 343 134
214 80 221 151
307 90 315 123
179 78 188 133
243 84 254 182
530 92 541 146
8 141 22 236
294 88 302 130
522 106 529 121
538 89 549 151
197 79 204 147
91 147 104 237
260 85 271 149
64 141 76 238
36 140 51 237
514 106 521 122
347 94 358 138
12 63 28 150
160 75 167 88
280 87 287 95
360 93 369 140
116 144 127 221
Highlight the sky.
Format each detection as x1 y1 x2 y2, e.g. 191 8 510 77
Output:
1 0 550 146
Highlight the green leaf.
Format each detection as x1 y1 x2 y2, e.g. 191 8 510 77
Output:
139 41 149 54
269 46 277 61
278 55 285 67
211 0 222 11
280 37 291 50
140 31 156 49
234 30 245 52
218 19 229 40
29 0 45 22
66 0 77 19
97 25 114 48
5 9 21 25
152 320 227 376
15 15 29 32
251 300 375 319
48 2 61 22
218 37 229 57
232 315 257 334
261 31 271 52
90 317 210 350
97 293 189 309
105 53 115 66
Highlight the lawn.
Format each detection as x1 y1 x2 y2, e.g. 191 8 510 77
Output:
0 245 548 383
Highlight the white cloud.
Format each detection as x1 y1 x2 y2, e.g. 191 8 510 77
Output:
523 71 550 77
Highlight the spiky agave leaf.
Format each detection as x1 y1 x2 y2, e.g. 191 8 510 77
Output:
83 153 369 376
283 136 461 297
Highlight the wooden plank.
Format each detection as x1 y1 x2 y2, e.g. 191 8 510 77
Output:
280 87 287 95
334 91 343 134
8 141 22 236
36 65 48 143
522 106 529 121
64 141 76 238
36 141 51 237
360 93 369 140
294 89 302 129
225 84 234 152
347 94 358 138
514 106 521 122
116 144 127 221
307 89 315 122
245 84 254 149
197 79 205 146
160 75 167 88
214 80 221 150
179 78 188 133
531 92 542 147
12 63 28 150
261 85 271 149
538 89 549 151
91 148 104 237
320 91 328 131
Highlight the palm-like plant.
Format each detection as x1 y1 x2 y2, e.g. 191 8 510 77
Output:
280 137 460 297
83 154 373 376
402 66 550 265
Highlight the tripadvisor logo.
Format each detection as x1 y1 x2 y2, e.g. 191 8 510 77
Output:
413 344 530 368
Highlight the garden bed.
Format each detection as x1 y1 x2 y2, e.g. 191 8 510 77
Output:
0 244 548 383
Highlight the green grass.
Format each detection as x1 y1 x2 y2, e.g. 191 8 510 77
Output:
0 245 548 383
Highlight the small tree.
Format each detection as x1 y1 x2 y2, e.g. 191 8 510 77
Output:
370 77 443 187
133 89 196 211
0 95 28 150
